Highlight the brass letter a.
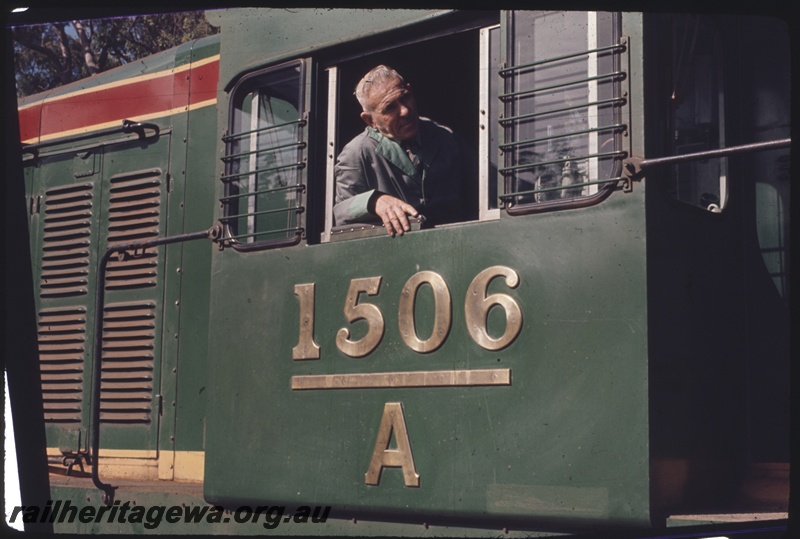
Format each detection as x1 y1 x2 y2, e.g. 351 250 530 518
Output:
364 402 420 487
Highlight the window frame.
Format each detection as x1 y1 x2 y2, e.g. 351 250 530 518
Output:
499 11 628 216
320 18 501 243
220 58 310 252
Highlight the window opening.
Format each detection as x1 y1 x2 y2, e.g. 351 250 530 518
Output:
666 17 727 212
221 60 307 249
323 24 486 241
500 11 626 213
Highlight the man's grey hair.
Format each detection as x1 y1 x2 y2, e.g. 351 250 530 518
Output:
354 65 406 112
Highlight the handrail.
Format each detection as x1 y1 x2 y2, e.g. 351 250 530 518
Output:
22 119 161 157
622 138 792 183
638 138 791 168
90 225 221 505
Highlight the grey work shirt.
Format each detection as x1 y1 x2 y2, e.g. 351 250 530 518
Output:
333 118 468 227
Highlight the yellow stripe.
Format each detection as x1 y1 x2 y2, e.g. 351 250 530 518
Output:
47 448 204 482
18 54 220 112
21 98 217 145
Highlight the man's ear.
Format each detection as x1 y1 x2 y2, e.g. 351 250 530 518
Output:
360 111 374 127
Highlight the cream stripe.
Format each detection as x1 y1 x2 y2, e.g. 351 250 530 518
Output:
19 54 220 112
174 451 205 481
47 447 156 458
47 448 205 482
22 98 217 145
99 448 158 459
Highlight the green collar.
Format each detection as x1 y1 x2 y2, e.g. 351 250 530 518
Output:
367 128 419 178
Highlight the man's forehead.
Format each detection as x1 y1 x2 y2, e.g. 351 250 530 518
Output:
369 79 409 103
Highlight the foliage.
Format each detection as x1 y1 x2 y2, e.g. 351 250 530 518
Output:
13 11 218 97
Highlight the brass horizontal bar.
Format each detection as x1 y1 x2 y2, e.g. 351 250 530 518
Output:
291 368 511 390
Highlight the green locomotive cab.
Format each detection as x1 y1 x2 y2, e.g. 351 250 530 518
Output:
12 7 790 536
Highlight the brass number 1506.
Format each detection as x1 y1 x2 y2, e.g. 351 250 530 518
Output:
292 266 522 360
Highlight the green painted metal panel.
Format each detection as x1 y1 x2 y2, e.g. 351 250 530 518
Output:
27 149 99 454
20 37 218 459
205 188 650 527
207 8 451 89
171 37 222 453
46 482 565 536
95 135 172 450
15 8 790 535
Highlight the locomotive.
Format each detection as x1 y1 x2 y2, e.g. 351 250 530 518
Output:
9 7 791 536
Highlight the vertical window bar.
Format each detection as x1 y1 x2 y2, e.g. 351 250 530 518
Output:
323 66 338 243
587 12 599 196
247 93 260 242
480 25 501 221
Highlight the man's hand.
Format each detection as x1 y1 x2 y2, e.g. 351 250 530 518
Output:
373 194 418 237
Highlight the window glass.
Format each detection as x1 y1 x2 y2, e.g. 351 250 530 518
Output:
501 11 624 212
666 17 727 212
222 61 306 248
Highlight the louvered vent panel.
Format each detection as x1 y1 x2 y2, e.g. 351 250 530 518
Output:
99 302 156 424
40 183 93 298
105 170 162 290
38 307 87 423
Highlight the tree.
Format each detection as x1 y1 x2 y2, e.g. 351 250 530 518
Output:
13 11 218 98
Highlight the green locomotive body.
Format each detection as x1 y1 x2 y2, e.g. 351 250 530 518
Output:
13 8 790 536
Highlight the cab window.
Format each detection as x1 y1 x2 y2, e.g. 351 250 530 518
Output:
500 11 626 214
321 18 490 241
221 60 308 249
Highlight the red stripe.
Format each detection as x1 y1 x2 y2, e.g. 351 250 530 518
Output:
19 104 42 143
188 61 218 106
19 59 218 142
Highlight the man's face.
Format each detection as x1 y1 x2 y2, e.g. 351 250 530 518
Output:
361 78 420 142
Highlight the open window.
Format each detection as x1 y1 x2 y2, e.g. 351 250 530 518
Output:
321 14 498 241
221 60 309 250
499 11 627 214
664 17 728 213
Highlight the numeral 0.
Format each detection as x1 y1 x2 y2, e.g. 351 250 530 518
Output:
293 266 522 359
398 271 452 353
